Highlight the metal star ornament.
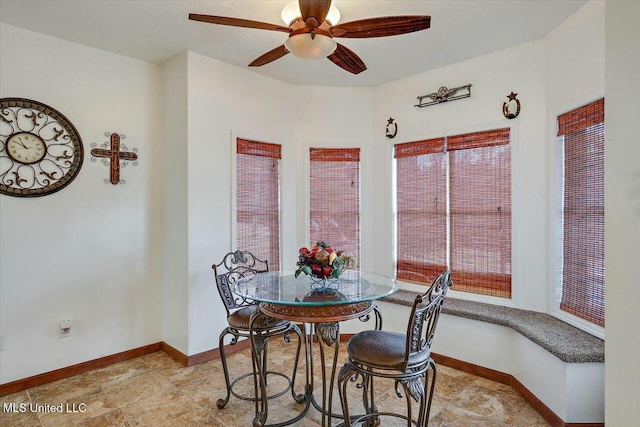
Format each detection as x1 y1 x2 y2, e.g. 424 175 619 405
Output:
386 117 398 139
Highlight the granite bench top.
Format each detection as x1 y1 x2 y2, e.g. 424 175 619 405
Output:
381 290 604 363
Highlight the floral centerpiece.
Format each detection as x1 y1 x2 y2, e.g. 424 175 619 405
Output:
294 241 356 281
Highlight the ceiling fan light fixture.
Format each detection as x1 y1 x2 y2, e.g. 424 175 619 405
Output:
284 33 337 60
281 1 340 26
188 5 430 74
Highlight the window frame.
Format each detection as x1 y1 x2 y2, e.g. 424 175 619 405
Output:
303 142 364 270
392 122 518 306
448 132 512 298
549 98 605 338
230 133 283 270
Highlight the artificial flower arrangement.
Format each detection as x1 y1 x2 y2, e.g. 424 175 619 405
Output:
294 241 356 280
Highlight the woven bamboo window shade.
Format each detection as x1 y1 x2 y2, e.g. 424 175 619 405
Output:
309 148 360 266
558 98 605 326
394 129 511 297
394 138 447 284
449 128 511 297
236 138 281 269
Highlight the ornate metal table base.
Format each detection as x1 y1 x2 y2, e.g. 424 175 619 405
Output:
250 301 381 427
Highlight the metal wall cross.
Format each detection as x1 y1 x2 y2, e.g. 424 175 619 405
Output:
90 133 138 185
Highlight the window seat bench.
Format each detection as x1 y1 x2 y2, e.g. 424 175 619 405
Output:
351 289 606 425
382 289 604 363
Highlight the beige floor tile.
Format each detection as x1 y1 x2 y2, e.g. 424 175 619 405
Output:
175 368 233 410
156 359 220 388
452 382 529 425
41 408 132 427
210 398 260 426
138 351 183 371
512 403 553 427
27 373 101 404
4 335 550 427
432 368 475 400
429 404 512 426
36 388 119 427
153 407 219 427
472 376 514 393
436 364 479 382
0 391 41 427
86 359 151 388
120 388 201 426
0 390 31 406
100 370 176 408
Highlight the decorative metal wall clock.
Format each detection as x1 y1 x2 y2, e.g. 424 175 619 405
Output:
0 98 84 197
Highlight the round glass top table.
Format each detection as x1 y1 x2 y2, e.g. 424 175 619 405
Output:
233 270 397 427
233 270 397 322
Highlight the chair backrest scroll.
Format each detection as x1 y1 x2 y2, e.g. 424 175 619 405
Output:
403 270 453 371
212 250 269 316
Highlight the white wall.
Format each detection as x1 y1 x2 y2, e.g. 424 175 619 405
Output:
161 53 189 354
184 52 296 355
290 86 374 270
0 24 163 383
371 37 548 312
604 1 640 425
182 55 375 355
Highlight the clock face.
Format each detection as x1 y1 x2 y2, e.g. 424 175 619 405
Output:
7 132 46 164
0 98 84 197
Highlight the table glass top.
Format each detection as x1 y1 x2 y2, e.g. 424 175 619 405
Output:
232 270 398 306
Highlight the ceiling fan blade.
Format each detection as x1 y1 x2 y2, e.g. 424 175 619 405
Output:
189 14 291 33
298 0 332 26
331 16 431 38
249 45 289 67
328 43 367 75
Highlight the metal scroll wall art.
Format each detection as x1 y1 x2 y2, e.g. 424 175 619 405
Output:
502 91 521 119
415 84 472 108
90 132 138 185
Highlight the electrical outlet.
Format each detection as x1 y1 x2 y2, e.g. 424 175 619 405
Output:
60 319 71 337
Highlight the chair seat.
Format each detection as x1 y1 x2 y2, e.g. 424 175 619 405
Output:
348 330 431 371
228 305 288 331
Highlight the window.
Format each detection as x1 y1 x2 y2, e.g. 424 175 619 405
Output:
558 98 605 326
395 128 511 297
395 138 447 283
236 138 281 268
309 148 360 264
448 129 512 297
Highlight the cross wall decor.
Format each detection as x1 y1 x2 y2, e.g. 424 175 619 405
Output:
90 132 138 185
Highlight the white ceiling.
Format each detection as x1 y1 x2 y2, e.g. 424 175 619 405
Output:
0 0 588 87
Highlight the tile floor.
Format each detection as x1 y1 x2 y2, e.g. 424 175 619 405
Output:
1 338 550 426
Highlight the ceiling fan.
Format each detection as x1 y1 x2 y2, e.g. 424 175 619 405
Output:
189 0 431 75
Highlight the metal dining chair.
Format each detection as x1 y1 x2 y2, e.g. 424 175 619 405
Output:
338 270 453 426
212 250 303 409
